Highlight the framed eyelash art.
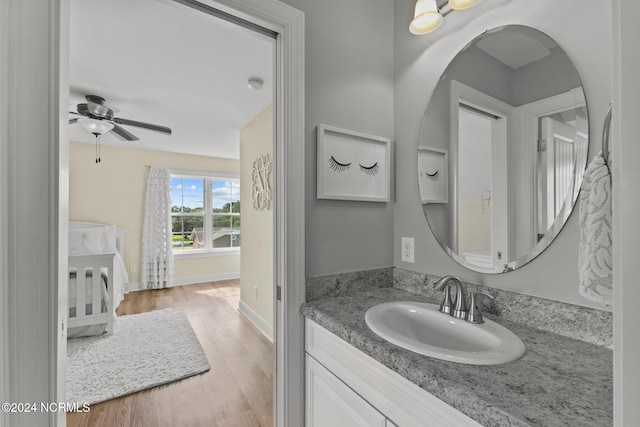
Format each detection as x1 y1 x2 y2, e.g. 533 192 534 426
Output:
317 124 391 202
418 146 448 203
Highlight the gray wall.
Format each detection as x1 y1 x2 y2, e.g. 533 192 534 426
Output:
280 0 612 309
394 0 612 309
280 0 395 277
513 47 582 106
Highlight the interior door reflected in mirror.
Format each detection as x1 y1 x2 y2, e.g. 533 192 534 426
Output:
418 25 588 274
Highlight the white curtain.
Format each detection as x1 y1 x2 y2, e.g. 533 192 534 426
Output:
141 167 174 289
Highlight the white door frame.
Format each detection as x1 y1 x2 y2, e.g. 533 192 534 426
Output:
514 87 586 257
1 1 70 425
0 0 9 420
613 0 640 424
0 0 305 426
450 80 512 269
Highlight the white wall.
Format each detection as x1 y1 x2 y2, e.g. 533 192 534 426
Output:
394 0 612 308
69 142 241 285
279 0 395 277
240 105 274 339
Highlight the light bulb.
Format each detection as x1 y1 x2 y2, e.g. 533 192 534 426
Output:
78 118 114 135
409 0 443 35
449 0 482 10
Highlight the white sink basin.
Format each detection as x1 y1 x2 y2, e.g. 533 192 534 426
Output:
364 301 525 365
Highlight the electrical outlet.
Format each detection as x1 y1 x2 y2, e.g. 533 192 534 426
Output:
253 287 258 299
401 237 415 263
130 264 137 274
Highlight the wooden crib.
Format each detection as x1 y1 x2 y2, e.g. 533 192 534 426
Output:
68 221 128 337
68 253 116 335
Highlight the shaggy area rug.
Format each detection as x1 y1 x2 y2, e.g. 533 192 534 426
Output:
67 308 210 405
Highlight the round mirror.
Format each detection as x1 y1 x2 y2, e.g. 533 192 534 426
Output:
418 25 588 274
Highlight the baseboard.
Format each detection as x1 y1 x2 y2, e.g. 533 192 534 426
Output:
126 272 240 293
172 272 240 286
238 300 274 343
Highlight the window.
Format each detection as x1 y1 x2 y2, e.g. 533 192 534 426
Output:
171 174 240 253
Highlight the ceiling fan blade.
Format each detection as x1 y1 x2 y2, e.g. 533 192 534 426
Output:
113 117 172 135
111 124 140 141
69 118 78 124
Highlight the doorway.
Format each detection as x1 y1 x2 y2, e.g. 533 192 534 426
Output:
65 0 283 425
456 105 508 271
450 80 511 273
536 112 588 242
8 0 305 425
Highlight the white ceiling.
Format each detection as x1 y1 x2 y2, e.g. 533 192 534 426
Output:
475 28 555 69
69 0 274 159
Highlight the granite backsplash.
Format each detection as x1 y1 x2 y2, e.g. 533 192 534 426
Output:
306 267 612 348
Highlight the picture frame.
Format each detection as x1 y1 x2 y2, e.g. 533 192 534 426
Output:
418 146 448 203
317 124 391 202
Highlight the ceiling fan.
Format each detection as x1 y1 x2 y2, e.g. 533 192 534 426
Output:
69 94 172 142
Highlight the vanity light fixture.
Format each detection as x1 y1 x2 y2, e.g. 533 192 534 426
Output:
410 0 481 35
448 0 482 10
409 0 443 35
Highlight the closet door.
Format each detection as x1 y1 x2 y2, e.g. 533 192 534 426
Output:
306 355 386 427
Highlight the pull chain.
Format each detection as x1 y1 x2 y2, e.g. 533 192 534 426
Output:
94 133 102 163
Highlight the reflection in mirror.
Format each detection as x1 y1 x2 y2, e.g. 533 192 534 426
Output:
418 25 588 274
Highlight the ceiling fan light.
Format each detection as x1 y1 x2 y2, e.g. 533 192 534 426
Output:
410 0 443 35
448 0 482 10
78 118 114 135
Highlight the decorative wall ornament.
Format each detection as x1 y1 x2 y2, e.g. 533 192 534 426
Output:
316 124 391 202
480 189 492 214
252 153 272 210
418 146 448 203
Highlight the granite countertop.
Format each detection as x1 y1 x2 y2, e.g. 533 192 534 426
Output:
302 287 613 427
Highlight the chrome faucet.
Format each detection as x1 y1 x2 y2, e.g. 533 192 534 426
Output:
466 291 494 324
433 275 467 320
433 276 495 323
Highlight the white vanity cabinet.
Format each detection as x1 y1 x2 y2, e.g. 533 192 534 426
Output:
305 319 483 427
306 355 387 426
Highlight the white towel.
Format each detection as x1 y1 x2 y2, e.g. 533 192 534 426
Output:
578 152 612 306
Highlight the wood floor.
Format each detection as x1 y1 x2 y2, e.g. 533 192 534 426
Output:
67 280 274 427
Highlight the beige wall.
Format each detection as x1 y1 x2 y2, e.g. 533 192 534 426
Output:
239 105 274 337
69 141 240 285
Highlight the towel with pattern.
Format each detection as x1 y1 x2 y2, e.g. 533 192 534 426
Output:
578 152 612 306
